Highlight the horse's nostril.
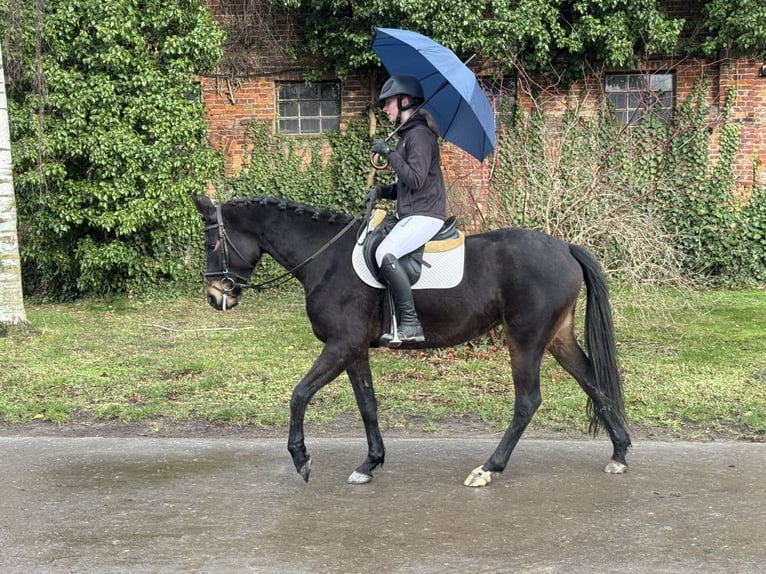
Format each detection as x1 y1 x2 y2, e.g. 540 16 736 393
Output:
207 294 218 308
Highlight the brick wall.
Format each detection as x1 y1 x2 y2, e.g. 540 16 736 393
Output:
719 59 766 191
200 0 765 194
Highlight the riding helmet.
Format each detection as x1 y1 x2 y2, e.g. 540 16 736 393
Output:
378 75 424 105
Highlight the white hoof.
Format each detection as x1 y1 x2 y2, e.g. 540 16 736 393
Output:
604 460 628 474
464 465 494 488
347 470 373 485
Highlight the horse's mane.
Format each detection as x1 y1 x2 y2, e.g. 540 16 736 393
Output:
227 196 356 226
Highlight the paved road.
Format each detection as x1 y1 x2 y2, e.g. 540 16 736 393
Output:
1 435 764 573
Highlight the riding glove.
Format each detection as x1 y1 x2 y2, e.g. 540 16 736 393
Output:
371 139 391 157
362 186 381 208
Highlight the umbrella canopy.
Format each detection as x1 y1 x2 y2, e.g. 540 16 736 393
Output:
372 27 496 163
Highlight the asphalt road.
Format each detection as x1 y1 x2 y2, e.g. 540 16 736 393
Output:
1 435 764 573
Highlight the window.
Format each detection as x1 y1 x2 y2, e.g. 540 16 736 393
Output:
605 73 674 126
481 77 516 130
278 82 340 135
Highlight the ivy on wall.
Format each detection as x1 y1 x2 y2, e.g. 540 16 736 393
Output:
482 79 766 286
222 118 393 213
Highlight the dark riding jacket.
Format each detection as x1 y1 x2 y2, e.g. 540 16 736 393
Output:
378 114 446 221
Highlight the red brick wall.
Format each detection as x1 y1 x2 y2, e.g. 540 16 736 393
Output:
200 0 765 193
719 59 766 191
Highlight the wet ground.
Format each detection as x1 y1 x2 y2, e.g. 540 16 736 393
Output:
1 434 764 573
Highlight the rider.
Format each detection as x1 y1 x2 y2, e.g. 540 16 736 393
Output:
364 75 447 346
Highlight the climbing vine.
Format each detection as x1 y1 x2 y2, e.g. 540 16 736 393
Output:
483 80 765 286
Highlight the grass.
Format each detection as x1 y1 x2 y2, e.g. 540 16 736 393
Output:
1 285 765 440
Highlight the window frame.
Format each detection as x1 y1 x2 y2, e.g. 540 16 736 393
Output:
277 81 341 135
480 76 517 131
604 72 675 127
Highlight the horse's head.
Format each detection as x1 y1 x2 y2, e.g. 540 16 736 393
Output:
193 195 261 311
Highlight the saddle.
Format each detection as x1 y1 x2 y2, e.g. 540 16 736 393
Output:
354 208 465 288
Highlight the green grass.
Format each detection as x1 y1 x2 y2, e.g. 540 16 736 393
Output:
1 285 765 440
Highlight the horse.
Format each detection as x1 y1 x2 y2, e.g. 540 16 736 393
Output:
193 194 631 487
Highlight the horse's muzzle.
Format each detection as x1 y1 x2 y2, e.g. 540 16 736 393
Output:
205 282 241 311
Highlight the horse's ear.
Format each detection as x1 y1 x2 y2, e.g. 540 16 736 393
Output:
193 194 215 217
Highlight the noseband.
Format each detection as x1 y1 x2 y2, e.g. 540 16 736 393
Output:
204 204 362 294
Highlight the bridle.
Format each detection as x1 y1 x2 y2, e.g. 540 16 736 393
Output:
203 204 252 296
203 203 362 295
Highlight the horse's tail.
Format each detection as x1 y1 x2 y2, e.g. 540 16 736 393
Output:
568 243 627 436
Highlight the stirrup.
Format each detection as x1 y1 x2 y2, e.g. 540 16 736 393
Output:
379 330 396 346
380 308 402 346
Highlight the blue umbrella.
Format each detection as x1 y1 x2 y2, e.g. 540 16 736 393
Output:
372 27 496 163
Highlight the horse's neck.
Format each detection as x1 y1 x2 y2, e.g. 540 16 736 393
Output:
246 202 348 272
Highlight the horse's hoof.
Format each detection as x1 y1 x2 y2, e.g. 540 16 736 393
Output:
298 458 312 482
347 470 373 485
464 465 495 488
604 460 628 474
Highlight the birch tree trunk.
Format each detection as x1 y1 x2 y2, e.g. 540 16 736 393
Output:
0 44 29 327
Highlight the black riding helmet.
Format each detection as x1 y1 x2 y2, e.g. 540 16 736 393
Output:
378 75 424 111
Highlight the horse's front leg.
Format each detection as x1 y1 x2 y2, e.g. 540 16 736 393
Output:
346 358 385 485
287 345 349 482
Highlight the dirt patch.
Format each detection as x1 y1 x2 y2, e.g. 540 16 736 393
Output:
1 412 761 442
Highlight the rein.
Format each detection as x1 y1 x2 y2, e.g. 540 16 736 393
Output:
205 204 362 293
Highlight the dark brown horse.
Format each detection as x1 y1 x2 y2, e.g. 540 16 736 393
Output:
194 195 631 487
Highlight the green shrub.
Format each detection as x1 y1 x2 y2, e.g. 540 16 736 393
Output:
5 0 225 300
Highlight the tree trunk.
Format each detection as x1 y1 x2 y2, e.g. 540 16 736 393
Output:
0 44 29 328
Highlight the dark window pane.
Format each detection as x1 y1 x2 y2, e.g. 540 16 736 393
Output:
279 84 299 100
299 84 317 99
300 118 319 133
320 83 339 100
321 117 340 132
277 81 340 134
607 92 625 109
279 119 299 134
320 100 339 115
479 76 516 130
279 101 299 117
300 101 319 116
628 74 645 90
606 73 673 127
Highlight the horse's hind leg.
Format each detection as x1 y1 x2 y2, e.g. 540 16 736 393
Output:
548 321 631 473
346 358 385 484
465 342 543 487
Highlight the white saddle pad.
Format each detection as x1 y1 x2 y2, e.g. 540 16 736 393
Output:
352 227 465 290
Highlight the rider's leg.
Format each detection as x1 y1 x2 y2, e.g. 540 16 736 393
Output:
375 216 443 346
379 253 424 345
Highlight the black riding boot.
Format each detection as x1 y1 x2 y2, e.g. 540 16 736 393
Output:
379 253 424 347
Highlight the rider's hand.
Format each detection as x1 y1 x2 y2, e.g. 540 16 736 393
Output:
371 139 391 157
362 186 381 209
